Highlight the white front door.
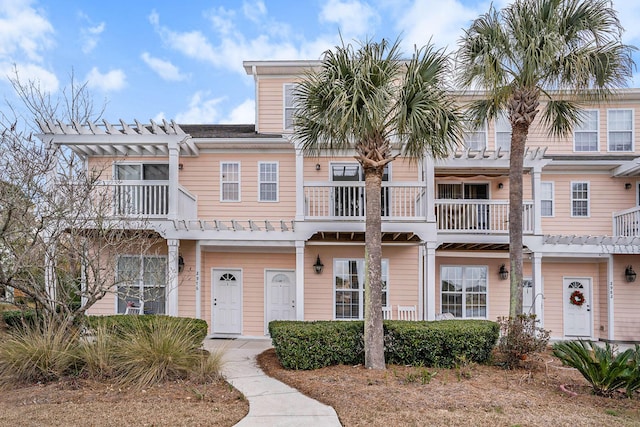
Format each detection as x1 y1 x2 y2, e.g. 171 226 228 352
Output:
265 270 296 332
212 269 242 334
563 278 592 337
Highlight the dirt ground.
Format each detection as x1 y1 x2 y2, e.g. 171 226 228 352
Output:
257 349 640 427
0 378 248 427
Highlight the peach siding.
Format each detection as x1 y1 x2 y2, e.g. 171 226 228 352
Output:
597 262 609 340
179 152 296 221
176 240 197 318
304 245 420 321
614 256 640 341
540 173 634 236
303 157 421 181
256 77 300 133
201 251 295 336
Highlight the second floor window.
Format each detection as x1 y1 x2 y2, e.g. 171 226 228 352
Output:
571 182 589 217
258 162 278 202
495 114 511 151
284 83 298 131
608 109 633 152
574 110 598 152
221 162 240 202
463 121 487 150
541 182 554 217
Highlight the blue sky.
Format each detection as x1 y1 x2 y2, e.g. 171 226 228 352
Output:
2 0 640 125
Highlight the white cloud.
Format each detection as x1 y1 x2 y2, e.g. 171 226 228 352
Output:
175 91 224 123
0 0 54 61
319 0 379 38
221 99 255 124
0 61 59 93
85 67 126 92
242 0 267 24
206 6 236 35
141 52 186 81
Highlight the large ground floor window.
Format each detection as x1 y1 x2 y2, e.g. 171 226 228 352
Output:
116 255 166 314
441 265 487 318
334 258 388 319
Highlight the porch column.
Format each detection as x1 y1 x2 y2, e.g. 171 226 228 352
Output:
607 255 615 341
43 234 57 308
425 241 437 320
425 157 436 223
168 140 179 220
195 240 202 319
167 239 179 316
295 241 305 320
294 140 305 221
532 252 544 327
531 167 542 235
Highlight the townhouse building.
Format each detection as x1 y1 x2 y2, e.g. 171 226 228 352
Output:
38 60 640 342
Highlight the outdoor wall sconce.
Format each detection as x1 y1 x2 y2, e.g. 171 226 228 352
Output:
625 265 637 282
498 182 504 189
315 163 321 171
178 255 185 273
498 264 509 280
625 182 632 190
178 163 184 170
313 255 324 274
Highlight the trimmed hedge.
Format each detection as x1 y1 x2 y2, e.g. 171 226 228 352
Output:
269 319 499 370
269 320 364 369
86 315 209 345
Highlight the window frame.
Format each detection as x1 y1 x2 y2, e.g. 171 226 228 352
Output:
115 254 167 315
283 83 298 131
573 109 599 152
495 113 511 151
540 181 554 217
258 161 279 202
440 265 488 319
113 161 170 181
570 181 590 218
463 121 488 150
333 258 389 320
220 161 241 202
607 108 634 152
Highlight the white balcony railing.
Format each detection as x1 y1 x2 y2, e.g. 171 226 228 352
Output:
304 182 427 220
435 199 534 233
613 206 640 237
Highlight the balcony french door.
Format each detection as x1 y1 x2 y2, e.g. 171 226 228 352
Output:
438 183 489 230
331 164 389 218
114 163 169 216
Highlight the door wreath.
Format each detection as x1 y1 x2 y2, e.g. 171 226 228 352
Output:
569 290 585 306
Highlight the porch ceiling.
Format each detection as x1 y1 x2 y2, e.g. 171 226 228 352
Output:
438 242 509 251
308 231 422 243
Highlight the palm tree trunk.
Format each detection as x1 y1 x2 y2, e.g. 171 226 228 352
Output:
364 167 385 369
508 122 528 318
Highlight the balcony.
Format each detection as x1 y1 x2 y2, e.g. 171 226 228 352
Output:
435 200 534 233
304 182 427 220
613 206 640 237
97 181 197 219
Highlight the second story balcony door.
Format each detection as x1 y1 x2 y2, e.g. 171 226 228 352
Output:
331 163 389 218
438 182 489 230
114 163 169 217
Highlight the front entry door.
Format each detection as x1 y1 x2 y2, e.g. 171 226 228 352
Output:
265 270 296 332
212 269 242 334
563 278 592 337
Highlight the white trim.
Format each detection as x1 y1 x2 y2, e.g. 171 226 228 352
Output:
333 258 389 320
114 254 168 315
494 112 511 151
211 268 243 335
113 161 169 180
263 268 296 335
540 181 554 217
463 120 488 150
258 161 279 202
220 161 241 202
570 181 590 218
607 108 634 152
283 83 297 131
573 109 599 152
439 264 489 319
562 276 593 339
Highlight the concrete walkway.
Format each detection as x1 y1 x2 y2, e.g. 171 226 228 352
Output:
204 338 342 427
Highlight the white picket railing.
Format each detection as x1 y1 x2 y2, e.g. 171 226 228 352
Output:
97 181 195 219
613 206 640 237
304 182 427 220
435 199 534 233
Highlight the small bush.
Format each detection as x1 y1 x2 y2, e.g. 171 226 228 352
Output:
79 323 117 379
0 321 82 385
625 345 640 398
552 340 633 397
269 320 364 369
86 315 208 346
1 309 39 331
110 316 210 387
496 314 550 369
269 319 499 370
190 349 225 383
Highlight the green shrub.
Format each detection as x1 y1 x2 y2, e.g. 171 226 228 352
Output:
1 309 39 331
110 316 211 387
0 321 82 384
384 320 499 368
496 314 550 369
552 340 633 397
269 321 364 369
269 319 499 370
86 315 208 346
625 345 640 398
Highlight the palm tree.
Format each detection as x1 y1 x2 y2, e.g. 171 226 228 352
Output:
457 0 635 317
293 38 463 369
